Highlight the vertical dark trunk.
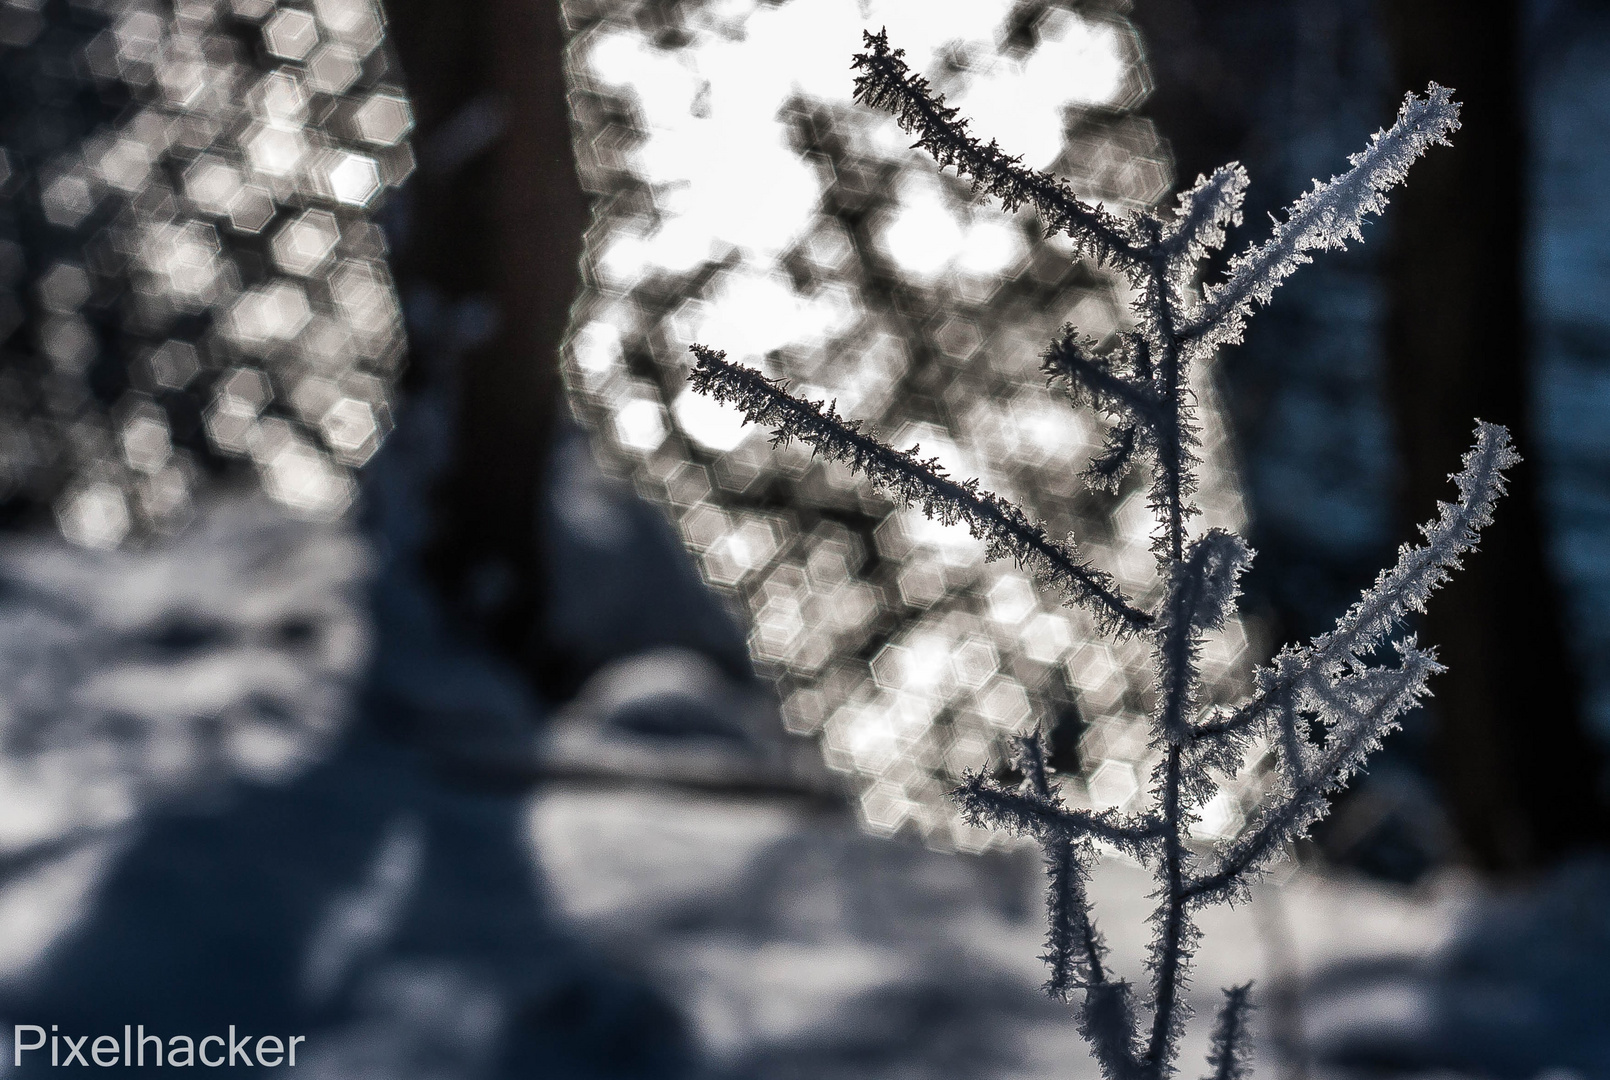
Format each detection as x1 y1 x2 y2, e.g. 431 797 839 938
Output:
384 0 588 669
1380 0 1610 870
1135 0 1610 871
1127 0 1274 196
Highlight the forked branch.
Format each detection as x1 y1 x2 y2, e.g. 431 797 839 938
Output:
686 33 1489 1080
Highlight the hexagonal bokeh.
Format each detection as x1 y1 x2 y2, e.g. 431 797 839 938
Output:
561 0 1256 849
313 0 384 53
353 93 414 146
318 396 381 465
263 8 319 61
119 406 173 474
324 152 382 207
271 210 341 277
183 156 246 217
0 0 411 535
307 44 363 95
246 124 308 179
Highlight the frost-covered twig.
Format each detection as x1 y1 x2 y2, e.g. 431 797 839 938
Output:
850 29 1143 270
1182 85 1460 354
1203 985 1255 1080
688 31 1497 1080
689 345 1150 634
1195 422 1516 747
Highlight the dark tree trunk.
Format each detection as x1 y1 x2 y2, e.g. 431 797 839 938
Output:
384 0 588 671
1380 0 1610 871
1135 0 1610 873
1127 0 1275 195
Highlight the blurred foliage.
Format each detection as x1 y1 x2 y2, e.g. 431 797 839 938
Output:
559 0 1260 847
0 0 412 545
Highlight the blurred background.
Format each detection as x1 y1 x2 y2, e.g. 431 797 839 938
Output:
0 0 1605 1075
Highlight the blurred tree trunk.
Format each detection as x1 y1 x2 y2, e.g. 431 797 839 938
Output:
384 0 587 672
1380 0 1610 871
1135 0 1610 872
1127 0 1273 203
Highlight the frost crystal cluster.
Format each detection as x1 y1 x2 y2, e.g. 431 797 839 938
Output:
692 30 1509 1078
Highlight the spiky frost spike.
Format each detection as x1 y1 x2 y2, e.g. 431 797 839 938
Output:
1184 85 1460 353
1201 985 1255 1080
688 346 1151 634
850 29 1142 272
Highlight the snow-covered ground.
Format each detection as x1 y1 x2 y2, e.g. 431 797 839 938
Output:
0 434 1595 1079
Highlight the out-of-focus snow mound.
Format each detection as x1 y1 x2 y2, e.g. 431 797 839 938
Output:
0 495 371 864
0 453 1596 1078
1304 857 1610 1079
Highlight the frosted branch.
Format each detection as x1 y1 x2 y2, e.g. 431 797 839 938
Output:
1012 736 1112 1001
688 346 1151 634
953 773 1165 853
1198 423 1515 743
1188 642 1442 902
851 29 1142 270
1183 85 1460 351
1202 985 1255 1080
684 38 1486 1080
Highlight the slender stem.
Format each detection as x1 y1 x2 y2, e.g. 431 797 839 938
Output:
1081 900 1109 987
1144 247 1194 1078
1147 744 1188 1074
1152 267 1190 567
